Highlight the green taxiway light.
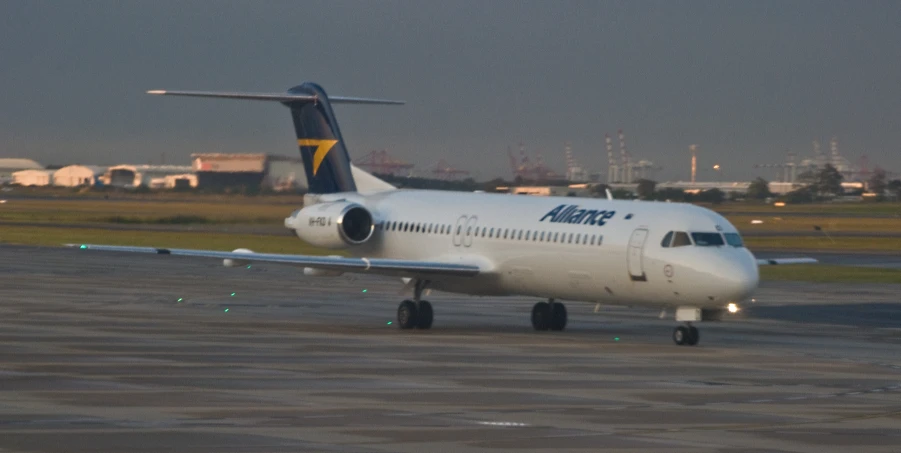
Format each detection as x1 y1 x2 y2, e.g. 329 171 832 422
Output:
387 321 393 325
362 289 368 293
79 245 87 249
177 298 183 302
224 308 229 313
230 292 236 297
614 337 620 342
246 265 251 269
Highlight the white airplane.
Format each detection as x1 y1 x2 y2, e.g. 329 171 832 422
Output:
74 82 815 346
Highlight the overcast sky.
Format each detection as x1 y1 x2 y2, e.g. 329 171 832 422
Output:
1 0 899 181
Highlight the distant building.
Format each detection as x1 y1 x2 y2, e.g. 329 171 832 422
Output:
11 169 53 186
165 173 198 189
192 153 305 191
0 158 44 184
104 165 193 188
53 165 106 187
499 184 594 197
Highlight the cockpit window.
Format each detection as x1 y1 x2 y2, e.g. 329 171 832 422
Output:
724 232 744 247
691 232 725 246
661 231 674 247
671 232 692 247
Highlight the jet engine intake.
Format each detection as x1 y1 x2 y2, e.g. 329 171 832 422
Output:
287 202 375 249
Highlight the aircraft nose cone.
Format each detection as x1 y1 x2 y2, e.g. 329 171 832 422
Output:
721 254 759 301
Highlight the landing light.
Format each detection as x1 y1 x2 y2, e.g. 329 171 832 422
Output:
727 303 740 314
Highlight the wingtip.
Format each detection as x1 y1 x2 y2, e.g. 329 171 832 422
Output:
147 90 167 95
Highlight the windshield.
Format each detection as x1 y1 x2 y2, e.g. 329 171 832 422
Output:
691 232 725 246
724 232 744 247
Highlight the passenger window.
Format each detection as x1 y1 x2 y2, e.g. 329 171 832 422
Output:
598 235 603 245
518 230 523 240
568 233 573 244
553 232 559 242
590 235 595 245
456 225 462 235
503 229 508 239
540 231 545 241
489 228 494 238
661 231 674 248
671 232 692 247
466 226 472 235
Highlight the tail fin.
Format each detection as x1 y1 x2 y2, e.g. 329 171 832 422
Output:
147 83 403 194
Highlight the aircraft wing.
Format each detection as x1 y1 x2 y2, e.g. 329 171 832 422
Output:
756 257 818 265
68 244 481 278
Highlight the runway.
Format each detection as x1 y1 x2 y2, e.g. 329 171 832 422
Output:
1 245 900 452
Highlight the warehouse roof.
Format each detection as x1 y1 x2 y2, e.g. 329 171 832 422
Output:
0 158 43 170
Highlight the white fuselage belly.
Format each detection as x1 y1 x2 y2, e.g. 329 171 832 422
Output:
305 190 759 309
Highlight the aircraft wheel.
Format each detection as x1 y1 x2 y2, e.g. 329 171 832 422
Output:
397 300 418 329
550 303 567 331
416 301 433 329
687 326 700 346
531 302 550 331
672 326 690 345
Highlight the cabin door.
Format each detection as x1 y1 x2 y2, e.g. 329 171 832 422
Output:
627 228 648 282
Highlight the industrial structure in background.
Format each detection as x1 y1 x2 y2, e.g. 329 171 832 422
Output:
507 143 561 181
431 160 470 180
563 142 588 182
754 137 892 183
604 130 657 184
354 150 414 177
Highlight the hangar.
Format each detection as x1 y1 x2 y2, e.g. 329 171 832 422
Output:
0 158 44 184
104 165 193 188
53 165 106 187
11 169 54 186
192 153 305 191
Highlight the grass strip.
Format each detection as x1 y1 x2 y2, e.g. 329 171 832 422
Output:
745 236 901 251
0 224 329 255
760 264 901 284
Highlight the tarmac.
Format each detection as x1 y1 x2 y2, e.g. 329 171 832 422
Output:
1 245 900 452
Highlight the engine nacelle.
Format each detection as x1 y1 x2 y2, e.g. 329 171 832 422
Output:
223 248 254 267
286 201 374 249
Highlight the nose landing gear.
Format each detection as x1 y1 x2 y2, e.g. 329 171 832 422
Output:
672 324 699 346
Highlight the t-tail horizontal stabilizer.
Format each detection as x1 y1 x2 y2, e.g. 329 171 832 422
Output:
148 82 403 194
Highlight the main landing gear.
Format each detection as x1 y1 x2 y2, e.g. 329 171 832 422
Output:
672 324 699 346
531 299 567 331
396 279 433 330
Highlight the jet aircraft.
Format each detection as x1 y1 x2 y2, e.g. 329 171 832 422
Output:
74 82 814 345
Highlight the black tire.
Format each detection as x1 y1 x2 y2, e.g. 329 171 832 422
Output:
397 300 418 329
550 303 567 331
672 326 690 345
687 326 699 346
416 301 433 329
531 302 551 331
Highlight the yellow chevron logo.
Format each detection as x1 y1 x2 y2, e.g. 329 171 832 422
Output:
297 139 339 176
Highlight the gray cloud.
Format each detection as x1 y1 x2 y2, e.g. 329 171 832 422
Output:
1 0 899 181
